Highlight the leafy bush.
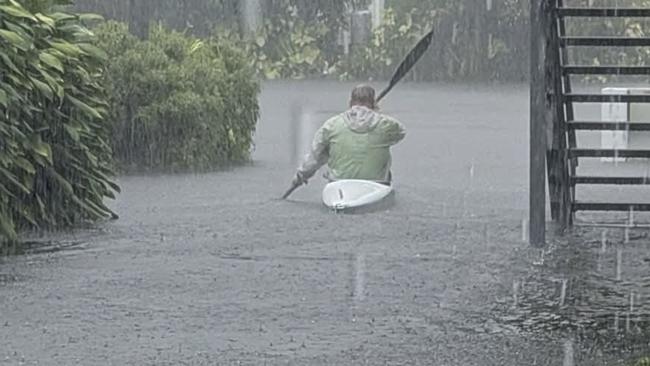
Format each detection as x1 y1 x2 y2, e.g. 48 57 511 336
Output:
212 5 337 80
0 0 118 248
252 9 332 80
337 7 437 81
94 21 260 171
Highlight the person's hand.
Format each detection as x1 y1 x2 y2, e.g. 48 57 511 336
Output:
292 172 307 187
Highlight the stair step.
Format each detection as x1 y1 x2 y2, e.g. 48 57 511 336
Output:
573 202 650 212
569 149 650 158
567 122 650 131
558 8 650 17
574 223 650 229
562 65 650 75
571 176 650 185
561 37 650 47
564 93 650 103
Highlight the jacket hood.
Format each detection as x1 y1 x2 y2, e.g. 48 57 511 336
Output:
343 105 380 133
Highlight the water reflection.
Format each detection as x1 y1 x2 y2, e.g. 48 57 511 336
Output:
563 338 575 366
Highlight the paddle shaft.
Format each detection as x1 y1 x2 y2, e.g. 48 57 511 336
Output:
281 181 302 200
281 29 434 200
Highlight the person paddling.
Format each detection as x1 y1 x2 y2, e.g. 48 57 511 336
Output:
288 85 406 193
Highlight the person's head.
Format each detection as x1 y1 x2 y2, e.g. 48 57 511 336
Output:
349 84 376 110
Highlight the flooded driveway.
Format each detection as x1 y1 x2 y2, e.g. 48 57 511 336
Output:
1 81 648 365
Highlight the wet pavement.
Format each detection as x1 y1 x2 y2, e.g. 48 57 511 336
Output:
1 81 649 365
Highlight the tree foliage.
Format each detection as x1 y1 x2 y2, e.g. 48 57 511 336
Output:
212 5 337 80
70 0 650 82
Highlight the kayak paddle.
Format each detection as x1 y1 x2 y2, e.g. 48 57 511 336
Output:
376 29 434 103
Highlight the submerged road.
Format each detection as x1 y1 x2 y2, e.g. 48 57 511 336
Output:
1 81 649 365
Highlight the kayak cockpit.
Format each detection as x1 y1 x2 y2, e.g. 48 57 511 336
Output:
322 179 394 212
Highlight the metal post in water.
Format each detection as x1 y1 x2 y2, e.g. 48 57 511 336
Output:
513 280 520 307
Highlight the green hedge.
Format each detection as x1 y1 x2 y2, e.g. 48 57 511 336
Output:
0 0 118 250
94 21 260 171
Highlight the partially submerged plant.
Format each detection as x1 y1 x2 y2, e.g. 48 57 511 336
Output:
0 0 118 247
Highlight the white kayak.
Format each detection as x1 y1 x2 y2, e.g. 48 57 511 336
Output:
322 180 394 211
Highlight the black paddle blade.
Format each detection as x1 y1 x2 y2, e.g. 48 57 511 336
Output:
376 29 434 103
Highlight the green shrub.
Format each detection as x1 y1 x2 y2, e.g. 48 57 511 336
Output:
94 21 260 171
0 0 118 248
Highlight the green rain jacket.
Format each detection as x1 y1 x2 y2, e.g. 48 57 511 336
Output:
297 105 406 184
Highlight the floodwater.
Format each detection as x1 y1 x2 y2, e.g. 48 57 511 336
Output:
1 81 649 365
